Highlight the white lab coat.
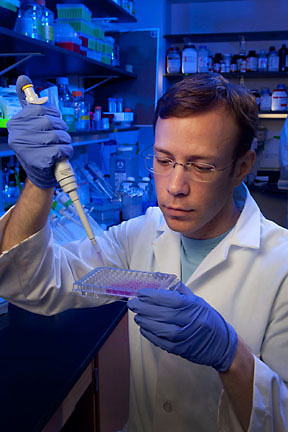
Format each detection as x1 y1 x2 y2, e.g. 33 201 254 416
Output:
0 183 288 431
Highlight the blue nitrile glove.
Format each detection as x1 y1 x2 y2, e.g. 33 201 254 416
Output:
7 76 73 189
128 282 238 372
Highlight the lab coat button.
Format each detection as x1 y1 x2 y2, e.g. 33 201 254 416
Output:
163 401 173 413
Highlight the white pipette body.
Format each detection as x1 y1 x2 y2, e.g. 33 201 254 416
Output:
20 76 97 247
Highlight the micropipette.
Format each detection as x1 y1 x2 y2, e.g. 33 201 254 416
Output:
18 75 97 247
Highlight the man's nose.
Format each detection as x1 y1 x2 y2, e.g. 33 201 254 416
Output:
166 165 190 196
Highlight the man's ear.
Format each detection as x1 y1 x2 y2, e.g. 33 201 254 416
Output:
233 150 256 187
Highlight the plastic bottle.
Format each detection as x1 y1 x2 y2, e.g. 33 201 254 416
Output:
260 88 271 112
246 50 257 72
271 85 288 112
14 0 43 40
42 5 54 44
57 77 75 132
93 106 102 130
72 90 90 131
278 44 288 72
109 145 139 192
238 36 247 73
268 46 279 72
223 54 231 73
213 53 223 73
120 176 143 220
138 176 156 212
108 97 117 112
181 42 197 74
258 50 268 72
198 46 209 73
230 55 238 72
166 47 181 74
208 56 213 72
251 89 260 109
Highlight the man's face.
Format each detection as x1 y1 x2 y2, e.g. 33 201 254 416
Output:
154 108 244 239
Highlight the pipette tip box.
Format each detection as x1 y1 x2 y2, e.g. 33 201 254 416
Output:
72 267 179 300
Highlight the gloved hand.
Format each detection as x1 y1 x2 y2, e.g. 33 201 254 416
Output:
128 282 238 372
7 76 73 189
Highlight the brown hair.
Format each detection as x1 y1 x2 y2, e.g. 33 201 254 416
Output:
153 73 258 159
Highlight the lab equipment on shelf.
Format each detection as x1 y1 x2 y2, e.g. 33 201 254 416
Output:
110 145 139 192
73 267 179 300
54 20 82 53
138 176 156 212
166 46 181 74
271 85 288 112
54 4 110 62
50 192 103 245
56 3 92 21
14 0 43 40
181 41 197 74
92 106 102 130
85 162 120 201
57 77 75 132
74 161 121 228
72 91 90 131
0 86 22 125
41 2 54 44
120 176 143 220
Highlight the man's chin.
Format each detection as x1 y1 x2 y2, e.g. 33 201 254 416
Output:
163 213 197 234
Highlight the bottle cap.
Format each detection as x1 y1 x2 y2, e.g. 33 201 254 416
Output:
57 77 69 85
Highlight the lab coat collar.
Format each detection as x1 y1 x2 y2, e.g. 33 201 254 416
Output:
229 183 261 249
153 222 181 279
152 182 261 282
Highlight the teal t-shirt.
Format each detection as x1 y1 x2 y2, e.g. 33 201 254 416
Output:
180 231 230 284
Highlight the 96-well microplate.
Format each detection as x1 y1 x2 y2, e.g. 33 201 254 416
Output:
73 267 179 299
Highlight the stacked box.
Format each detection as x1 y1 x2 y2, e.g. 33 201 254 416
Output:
55 4 110 63
56 3 92 21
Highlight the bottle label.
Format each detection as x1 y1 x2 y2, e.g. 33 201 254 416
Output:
271 90 287 111
258 58 267 71
268 56 279 72
240 59 247 73
247 57 257 71
260 95 271 111
198 56 209 73
167 58 181 74
182 54 197 73
43 25 54 43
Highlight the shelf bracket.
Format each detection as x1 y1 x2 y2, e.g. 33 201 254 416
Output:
84 76 118 93
0 53 44 76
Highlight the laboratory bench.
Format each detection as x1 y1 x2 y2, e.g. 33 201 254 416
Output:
0 300 130 432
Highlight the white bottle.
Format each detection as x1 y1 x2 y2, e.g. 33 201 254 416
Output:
198 45 209 72
271 86 288 112
181 43 197 74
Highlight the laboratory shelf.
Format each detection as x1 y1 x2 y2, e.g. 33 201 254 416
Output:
258 112 288 119
0 25 137 79
69 126 139 137
164 30 288 44
164 72 288 79
48 0 136 23
0 127 140 157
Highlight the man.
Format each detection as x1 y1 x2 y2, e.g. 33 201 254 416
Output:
0 74 287 431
